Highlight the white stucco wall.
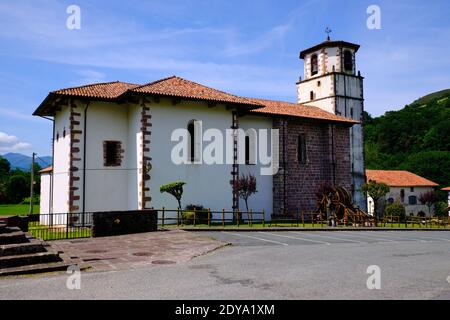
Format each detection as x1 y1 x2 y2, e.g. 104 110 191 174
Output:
52 107 71 214
39 172 51 214
238 114 273 221
148 99 276 222
126 104 142 210
149 100 233 211
81 101 130 212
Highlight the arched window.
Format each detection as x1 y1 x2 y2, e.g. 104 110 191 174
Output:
343 50 353 73
311 54 318 76
297 135 307 164
187 120 195 162
245 136 250 165
244 129 257 165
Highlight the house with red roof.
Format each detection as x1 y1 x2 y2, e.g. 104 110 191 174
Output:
366 170 439 217
34 38 366 222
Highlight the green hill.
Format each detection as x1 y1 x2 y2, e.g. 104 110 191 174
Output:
364 89 450 191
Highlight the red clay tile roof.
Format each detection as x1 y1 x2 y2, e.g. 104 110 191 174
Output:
250 98 358 124
52 81 139 99
131 76 262 107
39 165 53 174
33 76 357 125
366 170 439 187
442 186 450 191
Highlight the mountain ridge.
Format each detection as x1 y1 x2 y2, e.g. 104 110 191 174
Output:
0 153 52 171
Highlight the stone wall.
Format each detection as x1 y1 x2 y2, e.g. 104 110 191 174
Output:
92 210 157 237
273 118 351 215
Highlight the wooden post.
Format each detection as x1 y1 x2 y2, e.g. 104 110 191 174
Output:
302 210 305 228
177 209 180 226
222 209 225 227
162 207 165 228
208 208 211 227
262 209 265 227
193 208 196 227
237 211 240 227
312 212 315 228
250 209 253 227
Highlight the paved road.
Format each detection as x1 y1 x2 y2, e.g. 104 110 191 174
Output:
1 231 450 300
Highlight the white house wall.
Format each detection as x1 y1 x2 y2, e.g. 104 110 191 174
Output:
238 114 273 221
367 186 435 216
39 172 51 215
52 106 71 214
149 100 233 213
149 100 275 222
81 101 130 212
127 104 142 210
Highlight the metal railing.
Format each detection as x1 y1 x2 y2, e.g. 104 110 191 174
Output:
23 209 450 241
27 212 93 240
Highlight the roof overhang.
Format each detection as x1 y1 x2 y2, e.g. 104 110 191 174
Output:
300 40 360 59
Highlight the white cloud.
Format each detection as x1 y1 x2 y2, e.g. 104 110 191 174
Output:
0 132 32 152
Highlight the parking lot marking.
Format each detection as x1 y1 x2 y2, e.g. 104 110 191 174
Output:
342 232 425 243
377 233 450 242
374 232 430 243
329 232 397 243
261 232 331 245
224 232 289 246
298 232 366 244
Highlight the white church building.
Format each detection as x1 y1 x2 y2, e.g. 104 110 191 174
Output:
36 38 366 220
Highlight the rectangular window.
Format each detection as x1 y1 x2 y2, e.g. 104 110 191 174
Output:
408 196 417 205
103 141 122 167
410 187 414 192
297 135 307 164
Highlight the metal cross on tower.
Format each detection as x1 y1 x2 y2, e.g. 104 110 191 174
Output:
325 27 332 40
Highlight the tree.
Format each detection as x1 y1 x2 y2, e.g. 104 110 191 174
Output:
233 173 257 212
6 175 28 204
360 180 390 220
0 156 10 178
419 190 438 216
434 201 448 217
160 181 186 209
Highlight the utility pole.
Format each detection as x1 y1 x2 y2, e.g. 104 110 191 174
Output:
29 152 36 215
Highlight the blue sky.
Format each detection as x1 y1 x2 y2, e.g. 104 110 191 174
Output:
0 0 449 157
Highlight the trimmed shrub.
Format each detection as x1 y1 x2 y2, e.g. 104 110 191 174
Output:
182 204 209 225
384 201 406 221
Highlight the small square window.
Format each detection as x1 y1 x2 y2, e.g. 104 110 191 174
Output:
103 141 122 167
408 196 417 205
410 187 414 192
317 81 321 87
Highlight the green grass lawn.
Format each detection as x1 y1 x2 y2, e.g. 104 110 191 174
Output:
161 221 450 229
28 222 92 241
0 204 39 216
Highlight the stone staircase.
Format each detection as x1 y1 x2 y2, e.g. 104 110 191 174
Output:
0 223 82 277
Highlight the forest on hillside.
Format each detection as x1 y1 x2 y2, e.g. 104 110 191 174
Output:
364 89 450 198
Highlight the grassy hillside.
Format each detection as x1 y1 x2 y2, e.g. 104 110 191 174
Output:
364 89 450 191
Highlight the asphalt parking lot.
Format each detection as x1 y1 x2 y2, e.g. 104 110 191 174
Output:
1 230 450 300
200 230 450 247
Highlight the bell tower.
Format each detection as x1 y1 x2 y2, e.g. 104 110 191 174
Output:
296 36 366 211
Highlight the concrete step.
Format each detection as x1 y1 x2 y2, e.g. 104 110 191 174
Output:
0 231 28 245
0 226 21 235
0 240 48 257
0 261 82 277
0 251 62 269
